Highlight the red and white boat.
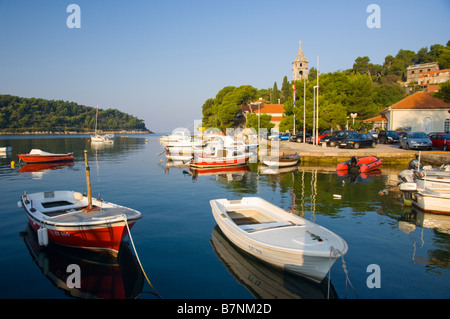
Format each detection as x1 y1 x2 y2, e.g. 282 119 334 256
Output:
18 149 74 163
18 190 142 256
17 151 142 256
191 148 251 168
336 156 382 173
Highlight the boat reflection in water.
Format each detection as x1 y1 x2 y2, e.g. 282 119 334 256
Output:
189 165 249 181
210 226 337 299
18 162 74 173
20 224 144 299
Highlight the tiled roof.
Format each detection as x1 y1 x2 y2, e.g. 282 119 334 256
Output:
380 92 450 113
419 69 450 78
254 104 285 114
363 115 387 122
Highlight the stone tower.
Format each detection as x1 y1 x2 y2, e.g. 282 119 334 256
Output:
292 41 308 81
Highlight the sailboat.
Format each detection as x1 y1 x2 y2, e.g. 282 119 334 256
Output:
91 106 114 143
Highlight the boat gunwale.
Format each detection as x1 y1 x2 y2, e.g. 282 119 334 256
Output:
210 198 348 257
21 192 142 228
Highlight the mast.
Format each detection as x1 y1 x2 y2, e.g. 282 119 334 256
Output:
94 106 98 134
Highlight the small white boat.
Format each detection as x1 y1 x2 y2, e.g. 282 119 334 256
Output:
91 134 114 143
0 146 12 153
164 138 205 161
262 153 300 167
160 129 191 144
91 106 114 143
210 197 348 282
399 169 450 192
204 135 258 154
412 188 450 215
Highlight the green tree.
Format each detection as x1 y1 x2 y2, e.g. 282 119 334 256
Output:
271 82 280 104
280 76 291 103
434 81 450 103
245 113 274 131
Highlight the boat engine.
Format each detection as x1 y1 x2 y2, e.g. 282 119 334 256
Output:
348 156 360 173
408 159 423 170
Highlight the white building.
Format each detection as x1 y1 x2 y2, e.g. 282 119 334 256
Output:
379 92 450 133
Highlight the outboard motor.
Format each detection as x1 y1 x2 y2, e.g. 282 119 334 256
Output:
348 156 360 173
408 158 423 170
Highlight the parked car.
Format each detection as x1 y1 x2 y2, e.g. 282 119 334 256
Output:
289 131 311 143
307 130 330 144
320 130 356 147
429 133 450 150
377 130 400 144
399 132 432 150
338 133 377 149
268 132 290 141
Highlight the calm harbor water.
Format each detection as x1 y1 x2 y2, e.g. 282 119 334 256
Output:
0 134 448 299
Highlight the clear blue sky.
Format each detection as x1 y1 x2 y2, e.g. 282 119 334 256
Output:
1 0 449 132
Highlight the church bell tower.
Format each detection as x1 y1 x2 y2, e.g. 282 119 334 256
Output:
292 41 308 81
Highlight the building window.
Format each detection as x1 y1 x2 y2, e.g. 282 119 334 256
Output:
445 118 450 133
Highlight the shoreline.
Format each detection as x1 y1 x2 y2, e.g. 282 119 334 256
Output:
278 141 450 166
0 130 153 136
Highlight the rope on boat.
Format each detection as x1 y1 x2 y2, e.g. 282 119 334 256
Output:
122 215 162 299
328 246 358 299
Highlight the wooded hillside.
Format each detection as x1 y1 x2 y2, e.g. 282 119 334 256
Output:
0 95 150 133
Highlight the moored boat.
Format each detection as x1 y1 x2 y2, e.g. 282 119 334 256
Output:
0 146 12 153
412 188 450 215
18 149 74 163
17 150 142 256
91 134 114 143
210 197 348 282
18 190 142 255
336 156 381 173
262 153 300 167
191 148 251 168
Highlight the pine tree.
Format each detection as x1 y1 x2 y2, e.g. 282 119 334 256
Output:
280 76 291 103
271 82 280 104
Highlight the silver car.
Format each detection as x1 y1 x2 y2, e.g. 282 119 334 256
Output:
399 131 432 150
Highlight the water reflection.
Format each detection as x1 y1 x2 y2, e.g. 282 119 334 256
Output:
18 162 74 179
210 227 337 299
20 224 144 299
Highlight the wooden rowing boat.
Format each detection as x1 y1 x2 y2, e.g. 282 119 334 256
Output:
210 197 348 282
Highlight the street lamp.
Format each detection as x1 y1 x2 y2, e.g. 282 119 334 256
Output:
303 78 306 143
351 113 357 127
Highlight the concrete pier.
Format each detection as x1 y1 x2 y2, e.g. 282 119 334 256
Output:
277 141 450 166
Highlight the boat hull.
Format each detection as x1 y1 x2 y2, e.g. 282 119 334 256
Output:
18 154 74 163
262 154 300 167
210 197 348 282
20 191 141 256
336 156 381 173
412 191 450 215
191 155 249 168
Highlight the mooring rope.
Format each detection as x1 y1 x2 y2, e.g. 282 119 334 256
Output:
123 215 162 299
328 246 358 299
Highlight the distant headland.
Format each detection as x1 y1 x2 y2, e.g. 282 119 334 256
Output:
0 94 153 135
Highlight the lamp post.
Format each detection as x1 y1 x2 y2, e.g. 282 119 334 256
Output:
351 113 357 127
316 56 319 146
293 84 296 135
313 85 318 145
303 78 306 143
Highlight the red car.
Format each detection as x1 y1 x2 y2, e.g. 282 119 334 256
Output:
429 133 450 150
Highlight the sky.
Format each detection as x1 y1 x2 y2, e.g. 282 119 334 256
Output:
0 0 449 133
